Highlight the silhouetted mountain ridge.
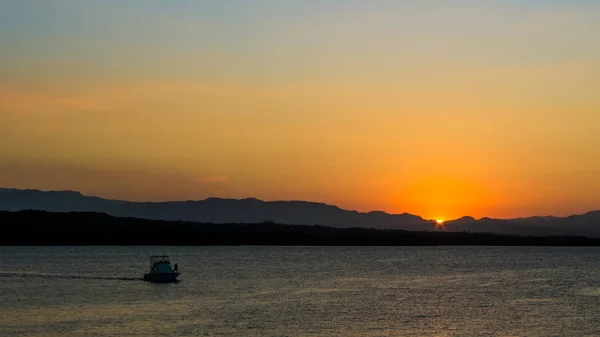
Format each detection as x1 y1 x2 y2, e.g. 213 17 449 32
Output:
1 188 599 237
447 216 477 223
3 210 600 246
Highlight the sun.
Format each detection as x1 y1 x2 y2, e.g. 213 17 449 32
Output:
434 219 446 231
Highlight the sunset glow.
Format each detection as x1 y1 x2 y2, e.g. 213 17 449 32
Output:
1 1 600 220
434 219 447 231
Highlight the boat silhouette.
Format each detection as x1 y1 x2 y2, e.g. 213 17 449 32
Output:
143 255 180 283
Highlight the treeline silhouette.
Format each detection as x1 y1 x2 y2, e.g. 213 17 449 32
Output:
2 210 600 246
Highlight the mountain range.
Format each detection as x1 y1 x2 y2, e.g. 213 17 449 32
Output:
1 188 599 237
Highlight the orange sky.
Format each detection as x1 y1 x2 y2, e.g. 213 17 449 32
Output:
1 1 600 220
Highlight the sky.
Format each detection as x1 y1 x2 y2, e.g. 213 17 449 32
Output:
1 0 599 220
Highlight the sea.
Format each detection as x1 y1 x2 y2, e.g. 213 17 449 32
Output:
2 246 600 336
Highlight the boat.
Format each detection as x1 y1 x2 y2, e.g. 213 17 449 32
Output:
143 255 180 283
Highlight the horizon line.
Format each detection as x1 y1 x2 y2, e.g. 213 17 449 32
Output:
2 187 598 222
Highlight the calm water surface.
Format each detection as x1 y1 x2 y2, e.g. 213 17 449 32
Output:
1 246 600 336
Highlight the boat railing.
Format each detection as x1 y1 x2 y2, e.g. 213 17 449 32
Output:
149 255 172 265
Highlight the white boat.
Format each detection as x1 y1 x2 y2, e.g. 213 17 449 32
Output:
143 255 180 283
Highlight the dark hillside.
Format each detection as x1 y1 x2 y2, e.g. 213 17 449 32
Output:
1 210 599 246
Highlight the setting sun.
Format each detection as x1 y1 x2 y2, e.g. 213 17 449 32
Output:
434 219 447 231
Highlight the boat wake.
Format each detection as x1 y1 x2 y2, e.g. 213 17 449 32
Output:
0 271 143 281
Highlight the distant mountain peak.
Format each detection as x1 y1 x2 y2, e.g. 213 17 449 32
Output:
1 187 77 193
445 216 477 225
367 210 389 215
0 188 85 197
456 216 476 221
583 210 600 217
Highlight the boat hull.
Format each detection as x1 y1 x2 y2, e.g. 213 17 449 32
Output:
143 272 180 283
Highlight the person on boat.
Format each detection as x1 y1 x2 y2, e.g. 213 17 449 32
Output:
174 263 178 273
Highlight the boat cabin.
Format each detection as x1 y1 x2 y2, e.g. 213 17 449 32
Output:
149 255 174 273
144 255 180 282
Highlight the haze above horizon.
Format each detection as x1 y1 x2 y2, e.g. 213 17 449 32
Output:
1 1 599 220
